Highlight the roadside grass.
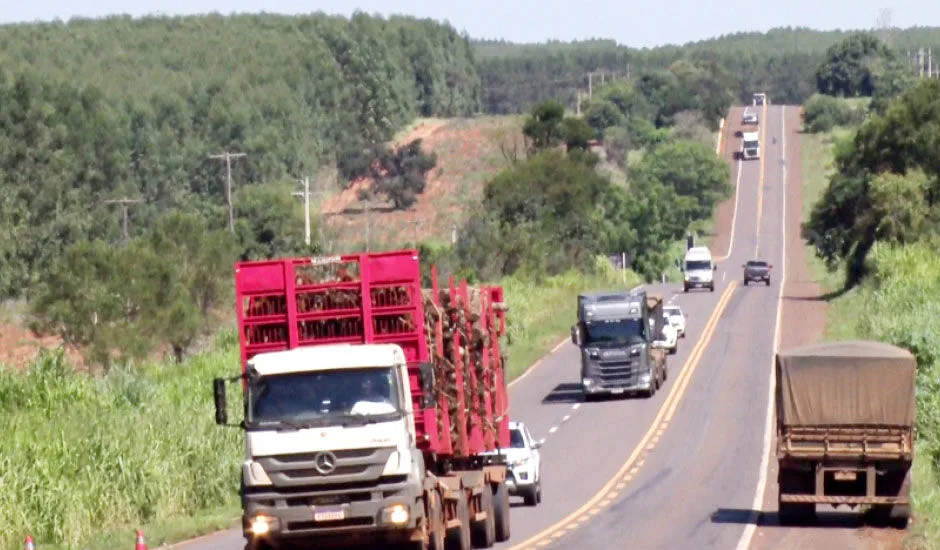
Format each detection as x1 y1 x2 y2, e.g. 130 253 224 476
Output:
1 257 636 548
801 121 940 546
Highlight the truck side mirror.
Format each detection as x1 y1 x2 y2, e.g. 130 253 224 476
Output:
570 325 581 347
213 378 228 425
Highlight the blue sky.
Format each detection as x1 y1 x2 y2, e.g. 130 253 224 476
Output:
1 1 935 48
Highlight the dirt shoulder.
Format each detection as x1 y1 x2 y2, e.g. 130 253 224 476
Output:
749 107 904 550
710 107 742 260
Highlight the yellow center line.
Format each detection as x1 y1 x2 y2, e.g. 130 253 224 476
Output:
508 281 739 549
754 101 769 257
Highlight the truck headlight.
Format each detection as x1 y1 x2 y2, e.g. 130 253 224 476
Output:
639 372 651 383
250 515 277 535
382 449 412 476
382 504 410 525
582 378 595 388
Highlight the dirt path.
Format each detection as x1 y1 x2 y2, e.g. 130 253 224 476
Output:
749 107 905 550
710 107 743 260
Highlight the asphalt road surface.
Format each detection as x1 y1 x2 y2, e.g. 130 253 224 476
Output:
172 104 833 550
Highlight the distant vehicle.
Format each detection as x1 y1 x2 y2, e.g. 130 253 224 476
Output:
683 246 716 292
571 289 669 399
659 322 678 355
741 131 761 160
742 109 759 125
663 305 686 338
743 260 772 286
495 421 542 506
775 341 915 526
753 92 767 106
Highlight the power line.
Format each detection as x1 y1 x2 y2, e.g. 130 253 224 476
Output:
208 151 246 233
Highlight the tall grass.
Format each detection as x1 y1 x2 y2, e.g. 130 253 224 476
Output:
501 257 641 378
0 336 242 549
0 259 638 547
816 242 940 545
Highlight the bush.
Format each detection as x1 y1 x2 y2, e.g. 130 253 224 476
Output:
802 93 866 132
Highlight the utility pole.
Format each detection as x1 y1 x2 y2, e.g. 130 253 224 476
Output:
208 151 246 233
576 90 582 116
362 198 373 252
293 176 312 246
104 198 143 242
588 72 593 98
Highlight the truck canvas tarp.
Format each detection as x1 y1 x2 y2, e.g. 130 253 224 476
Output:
775 340 916 428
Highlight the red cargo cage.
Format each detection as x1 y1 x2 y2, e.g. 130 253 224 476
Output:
234 249 510 459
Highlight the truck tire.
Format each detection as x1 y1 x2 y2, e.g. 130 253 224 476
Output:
683 283 689 292
766 279 771 286
471 484 496 548
777 469 815 525
446 490 472 550
523 484 538 506
244 539 276 550
743 278 749 286
493 482 511 542
709 283 715 292
870 469 912 528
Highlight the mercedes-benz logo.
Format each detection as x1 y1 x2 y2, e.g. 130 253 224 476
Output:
313 451 337 475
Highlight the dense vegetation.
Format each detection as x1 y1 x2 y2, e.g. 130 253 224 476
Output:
0 12 480 301
474 27 940 113
802 32 940 538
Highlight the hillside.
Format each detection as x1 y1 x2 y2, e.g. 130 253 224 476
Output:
321 116 525 250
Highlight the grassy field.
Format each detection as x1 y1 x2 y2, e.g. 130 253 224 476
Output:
800 124 940 548
0 260 635 549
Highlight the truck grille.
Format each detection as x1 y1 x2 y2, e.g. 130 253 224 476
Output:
256 447 396 487
595 359 638 386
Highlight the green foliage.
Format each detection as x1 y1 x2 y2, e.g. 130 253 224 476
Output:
361 139 438 210
814 33 908 98
631 140 732 224
0 345 241 549
801 94 868 133
0 13 481 299
29 213 236 367
804 78 940 281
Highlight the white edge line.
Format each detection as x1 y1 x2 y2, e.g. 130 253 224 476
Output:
508 284 643 388
724 148 744 261
736 105 788 550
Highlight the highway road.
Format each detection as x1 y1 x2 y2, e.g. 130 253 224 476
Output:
172 103 837 550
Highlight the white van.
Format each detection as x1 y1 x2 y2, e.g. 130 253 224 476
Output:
683 246 716 292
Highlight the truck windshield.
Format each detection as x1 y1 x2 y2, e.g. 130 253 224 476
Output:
248 367 403 428
744 140 759 148
685 260 711 271
582 318 645 347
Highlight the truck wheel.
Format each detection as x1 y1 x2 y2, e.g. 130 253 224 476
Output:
446 491 471 550
777 469 815 525
523 485 538 506
709 284 715 292
683 283 689 292
471 485 496 548
536 479 542 504
427 489 446 550
766 279 771 286
244 539 276 550
493 482 511 542
743 278 748 286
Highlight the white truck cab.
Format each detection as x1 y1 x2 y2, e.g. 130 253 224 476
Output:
752 92 767 106
231 343 427 543
683 246 716 293
741 131 761 160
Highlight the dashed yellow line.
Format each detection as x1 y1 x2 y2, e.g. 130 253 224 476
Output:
507 281 739 549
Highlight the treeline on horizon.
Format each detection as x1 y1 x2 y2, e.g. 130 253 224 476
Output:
0 12 938 366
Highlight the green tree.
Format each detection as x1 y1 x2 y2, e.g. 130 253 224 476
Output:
815 33 897 97
522 100 567 152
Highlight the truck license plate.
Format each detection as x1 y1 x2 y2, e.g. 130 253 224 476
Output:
834 471 857 481
314 506 346 521
611 388 625 395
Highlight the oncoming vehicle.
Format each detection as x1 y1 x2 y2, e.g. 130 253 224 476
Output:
683 246 716 292
742 109 759 125
663 306 686 338
753 92 767 106
742 131 761 160
486 422 543 506
659 321 678 355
